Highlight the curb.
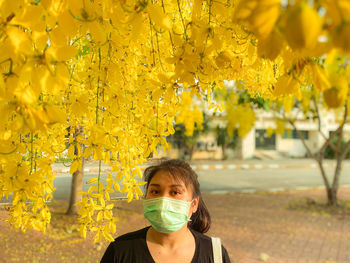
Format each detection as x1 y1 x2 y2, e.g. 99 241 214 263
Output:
208 184 350 195
52 163 350 174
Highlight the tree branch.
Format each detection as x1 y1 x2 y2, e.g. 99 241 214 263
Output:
287 118 315 159
333 102 348 160
287 117 332 190
312 96 338 152
339 103 349 161
319 126 341 160
313 95 322 132
341 140 350 160
319 160 332 190
331 102 348 190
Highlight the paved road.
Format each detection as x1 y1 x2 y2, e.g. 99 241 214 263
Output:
197 166 350 193
2 164 350 202
50 165 350 200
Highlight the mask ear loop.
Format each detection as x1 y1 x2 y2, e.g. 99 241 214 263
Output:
188 199 195 222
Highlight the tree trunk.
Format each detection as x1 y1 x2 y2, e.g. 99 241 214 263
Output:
66 156 84 215
221 144 227 160
189 145 194 161
327 137 349 206
326 187 338 206
182 148 188 160
66 126 85 215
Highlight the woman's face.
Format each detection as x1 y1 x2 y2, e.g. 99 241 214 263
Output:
145 170 199 215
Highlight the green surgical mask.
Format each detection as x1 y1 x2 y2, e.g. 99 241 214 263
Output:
143 197 192 234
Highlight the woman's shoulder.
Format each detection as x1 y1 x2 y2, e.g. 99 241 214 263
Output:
190 228 212 243
113 226 150 243
190 228 231 263
100 227 152 263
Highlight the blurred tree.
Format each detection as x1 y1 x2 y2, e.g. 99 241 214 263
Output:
213 86 268 160
170 113 210 160
272 97 349 206
215 126 238 160
250 53 350 206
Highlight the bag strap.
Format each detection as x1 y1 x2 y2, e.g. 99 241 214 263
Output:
211 237 222 263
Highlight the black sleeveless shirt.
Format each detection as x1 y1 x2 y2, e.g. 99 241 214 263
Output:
100 226 231 263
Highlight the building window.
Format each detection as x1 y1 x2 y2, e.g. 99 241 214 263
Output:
196 141 206 151
282 130 309 140
255 129 276 150
206 142 216 152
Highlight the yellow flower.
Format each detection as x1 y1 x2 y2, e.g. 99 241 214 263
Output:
309 63 330 92
273 74 301 98
284 3 322 50
332 23 350 53
257 29 284 60
147 3 171 31
234 0 281 40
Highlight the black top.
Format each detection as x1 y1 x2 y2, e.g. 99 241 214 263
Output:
100 226 231 263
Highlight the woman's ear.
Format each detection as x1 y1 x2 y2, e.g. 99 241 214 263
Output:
191 196 200 214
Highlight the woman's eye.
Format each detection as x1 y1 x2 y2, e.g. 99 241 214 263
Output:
150 190 159 195
171 191 179 195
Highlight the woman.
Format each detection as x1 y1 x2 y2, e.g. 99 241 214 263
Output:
100 159 231 262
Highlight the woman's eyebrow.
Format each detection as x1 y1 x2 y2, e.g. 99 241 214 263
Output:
170 184 185 190
149 183 185 190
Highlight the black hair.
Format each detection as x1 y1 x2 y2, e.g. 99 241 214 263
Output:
143 159 211 233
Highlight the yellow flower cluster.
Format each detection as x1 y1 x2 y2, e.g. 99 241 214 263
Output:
0 0 349 242
176 91 204 136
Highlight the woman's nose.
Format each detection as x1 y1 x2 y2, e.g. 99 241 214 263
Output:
159 191 172 198
160 193 170 198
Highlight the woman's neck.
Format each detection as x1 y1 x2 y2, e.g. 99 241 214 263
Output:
147 226 193 249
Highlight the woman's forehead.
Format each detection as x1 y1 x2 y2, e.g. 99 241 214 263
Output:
150 170 187 187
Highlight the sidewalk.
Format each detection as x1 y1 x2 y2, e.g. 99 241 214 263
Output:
205 188 350 263
52 158 350 174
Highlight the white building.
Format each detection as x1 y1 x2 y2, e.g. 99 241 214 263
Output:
163 107 350 160
237 109 350 159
